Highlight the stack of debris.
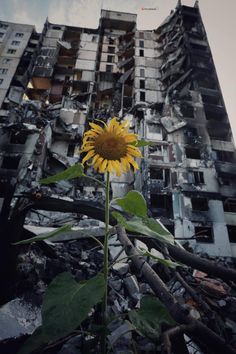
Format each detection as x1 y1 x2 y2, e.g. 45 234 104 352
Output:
0 225 236 354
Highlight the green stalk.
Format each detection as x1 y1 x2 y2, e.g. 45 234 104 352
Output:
101 171 110 354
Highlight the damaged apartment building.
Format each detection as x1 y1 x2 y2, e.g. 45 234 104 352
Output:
0 0 236 278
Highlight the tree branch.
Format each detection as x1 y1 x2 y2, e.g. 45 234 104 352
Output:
116 226 236 354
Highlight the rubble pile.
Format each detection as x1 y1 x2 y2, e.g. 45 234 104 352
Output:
0 228 236 354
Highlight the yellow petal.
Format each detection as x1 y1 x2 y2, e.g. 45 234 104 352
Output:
89 122 104 134
127 146 142 157
125 154 139 170
81 145 95 152
93 157 104 170
120 157 130 172
124 134 138 143
107 161 113 173
82 150 95 164
107 117 119 132
91 154 100 165
111 160 121 176
99 159 108 173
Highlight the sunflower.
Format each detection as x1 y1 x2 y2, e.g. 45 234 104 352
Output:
81 117 142 176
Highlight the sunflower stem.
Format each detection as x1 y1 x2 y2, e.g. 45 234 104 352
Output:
101 171 110 354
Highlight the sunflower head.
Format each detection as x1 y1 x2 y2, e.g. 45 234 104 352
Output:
81 117 142 176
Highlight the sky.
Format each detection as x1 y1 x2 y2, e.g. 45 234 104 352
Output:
1 0 236 140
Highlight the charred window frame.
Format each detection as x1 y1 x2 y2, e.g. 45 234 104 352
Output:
150 168 164 180
140 91 145 101
187 171 204 184
195 226 214 243
150 194 173 218
140 68 145 77
227 225 236 243
106 64 113 73
139 49 144 57
139 40 144 48
223 198 236 213
181 103 194 118
67 144 75 157
212 149 234 162
10 131 28 144
1 155 21 170
185 147 201 159
108 46 115 54
191 197 208 211
140 80 145 89
107 55 114 63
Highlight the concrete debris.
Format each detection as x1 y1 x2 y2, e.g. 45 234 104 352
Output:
0 298 41 340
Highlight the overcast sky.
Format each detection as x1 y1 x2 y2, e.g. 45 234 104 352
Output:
1 0 236 140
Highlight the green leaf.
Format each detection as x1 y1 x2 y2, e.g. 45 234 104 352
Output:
129 296 176 341
13 224 73 245
42 272 105 342
40 163 84 184
17 327 47 354
131 140 153 147
17 273 105 354
114 190 147 218
138 248 183 268
112 212 174 245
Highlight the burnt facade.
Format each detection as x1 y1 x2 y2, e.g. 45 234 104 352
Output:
0 0 236 269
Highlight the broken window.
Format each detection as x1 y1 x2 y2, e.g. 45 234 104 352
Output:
181 103 194 118
67 144 75 157
0 24 8 29
106 64 113 73
0 32 4 38
139 40 144 48
191 197 208 211
185 147 201 159
218 173 231 186
195 226 214 243
140 68 145 77
139 49 144 57
1 156 21 170
15 32 24 38
150 168 163 180
107 55 114 63
187 171 204 184
212 150 234 162
2 58 12 64
0 79 3 85
204 108 226 121
0 68 8 74
227 225 236 243
11 40 20 46
7 49 16 54
10 132 28 144
108 46 115 53
150 194 173 218
140 91 145 101
223 198 236 213
140 80 145 89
